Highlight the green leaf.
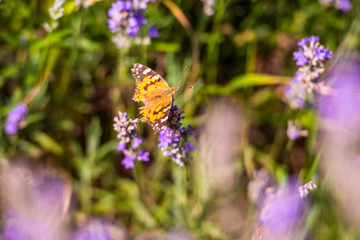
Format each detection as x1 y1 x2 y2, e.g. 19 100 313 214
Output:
31 131 63 155
206 73 291 95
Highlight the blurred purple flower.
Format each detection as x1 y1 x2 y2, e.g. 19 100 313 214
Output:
107 0 157 48
259 182 305 238
116 142 126 152
337 0 352 11
293 49 307 66
1 165 71 240
132 137 143 150
157 106 195 166
122 155 135 169
113 111 150 169
149 26 159 38
4 104 28 135
317 55 360 130
73 218 126 240
286 120 308 140
319 0 352 11
138 149 150 162
283 77 307 109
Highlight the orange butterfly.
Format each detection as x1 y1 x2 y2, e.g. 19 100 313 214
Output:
131 63 178 132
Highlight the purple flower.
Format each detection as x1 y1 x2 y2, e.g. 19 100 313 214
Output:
149 26 159 38
259 182 305 238
158 128 173 148
291 36 332 93
114 111 149 169
319 0 352 11
286 120 308 140
1 166 70 240
4 104 28 135
317 54 360 130
116 142 126 152
185 142 195 152
107 0 156 48
122 155 135 169
157 106 196 166
73 218 126 240
138 149 150 162
337 0 352 11
132 137 143 150
293 49 307 66
283 78 307 109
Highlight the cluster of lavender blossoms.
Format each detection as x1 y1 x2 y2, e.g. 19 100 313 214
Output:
319 0 352 11
284 36 333 109
158 105 196 167
43 0 65 32
107 0 159 49
113 111 149 169
4 104 28 135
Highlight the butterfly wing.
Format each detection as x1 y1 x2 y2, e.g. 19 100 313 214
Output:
131 63 169 103
139 96 173 132
131 63 173 132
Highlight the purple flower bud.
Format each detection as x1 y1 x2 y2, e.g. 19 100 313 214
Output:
132 137 143 150
121 155 135 169
4 104 28 135
137 149 150 162
149 26 159 38
116 142 126 152
293 49 307 66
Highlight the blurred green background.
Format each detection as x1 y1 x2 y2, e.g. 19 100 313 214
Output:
1 0 360 239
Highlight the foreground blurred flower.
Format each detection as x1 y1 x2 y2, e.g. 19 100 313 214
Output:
1 164 71 240
157 105 195 166
107 0 158 49
318 54 360 229
113 111 150 169
286 120 308 140
199 100 243 195
319 0 352 11
43 0 65 32
4 104 28 135
73 218 126 240
257 182 305 239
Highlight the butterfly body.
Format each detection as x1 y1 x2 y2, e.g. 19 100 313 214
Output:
131 63 178 132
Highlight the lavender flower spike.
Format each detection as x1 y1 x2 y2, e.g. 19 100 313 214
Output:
107 0 157 49
4 104 28 135
292 36 332 92
157 105 196 166
113 111 150 169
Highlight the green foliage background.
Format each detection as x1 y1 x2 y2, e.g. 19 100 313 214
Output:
1 0 360 239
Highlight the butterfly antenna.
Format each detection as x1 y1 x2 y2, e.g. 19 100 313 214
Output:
175 66 187 86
